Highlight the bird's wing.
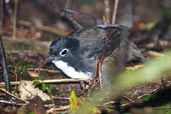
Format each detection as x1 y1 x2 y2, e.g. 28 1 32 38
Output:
67 26 122 58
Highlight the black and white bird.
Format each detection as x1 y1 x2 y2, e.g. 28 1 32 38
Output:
45 25 145 85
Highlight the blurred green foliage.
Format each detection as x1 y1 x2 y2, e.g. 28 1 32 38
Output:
116 51 171 90
73 51 171 114
161 7 171 18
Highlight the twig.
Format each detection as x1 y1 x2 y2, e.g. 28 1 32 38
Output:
27 68 60 73
12 0 18 39
53 96 69 100
46 105 69 113
91 29 117 89
65 0 72 9
0 99 24 106
99 62 103 89
112 0 119 24
99 29 117 69
121 83 171 112
90 57 100 88
0 79 86 86
122 95 134 102
0 21 11 92
145 40 171 49
18 20 68 36
0 88 28 104
104 0 111 24
100 29 117 66
137 88 157 99
126 64 144 71
146 51 164 58
35 79 86 84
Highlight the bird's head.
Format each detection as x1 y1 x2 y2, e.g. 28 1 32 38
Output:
45 37 93 79
45 37 80 64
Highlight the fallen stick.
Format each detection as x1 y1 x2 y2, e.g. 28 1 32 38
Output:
46 105 69 113
0 88 29 104
28 67 60 73
0 79 86 86
18 20 69 36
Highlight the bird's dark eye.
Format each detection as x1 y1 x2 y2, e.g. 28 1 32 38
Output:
60 48 69 56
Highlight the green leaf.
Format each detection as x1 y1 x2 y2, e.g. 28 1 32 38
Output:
69 90 81 113
146 22 156 30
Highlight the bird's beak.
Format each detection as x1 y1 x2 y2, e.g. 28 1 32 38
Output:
44 56 55 66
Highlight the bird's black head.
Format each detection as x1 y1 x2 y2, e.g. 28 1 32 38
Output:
45 37 93 79
46 37 80 63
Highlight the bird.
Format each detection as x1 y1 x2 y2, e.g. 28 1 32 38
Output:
45 25 145 86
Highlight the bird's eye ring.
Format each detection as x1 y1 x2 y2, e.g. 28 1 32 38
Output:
60 48 69 56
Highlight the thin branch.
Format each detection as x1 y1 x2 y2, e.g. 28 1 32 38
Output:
12 0 18 39
98 29 117 88
18 20 68 36
104 0 111 24
28 68 60 73
46 105 69 113
112 0 119 24
99 62 103 89
65 0 72 9
0 0 11 92
91 29 117 89
0 79 86 86
0 88 28 104
90 57 100 87
100 29 117 64
0 99 25 106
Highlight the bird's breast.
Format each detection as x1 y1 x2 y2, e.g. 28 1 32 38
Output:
52 60 93 80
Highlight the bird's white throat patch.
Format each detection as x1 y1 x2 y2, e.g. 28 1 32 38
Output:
52 60 92 80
